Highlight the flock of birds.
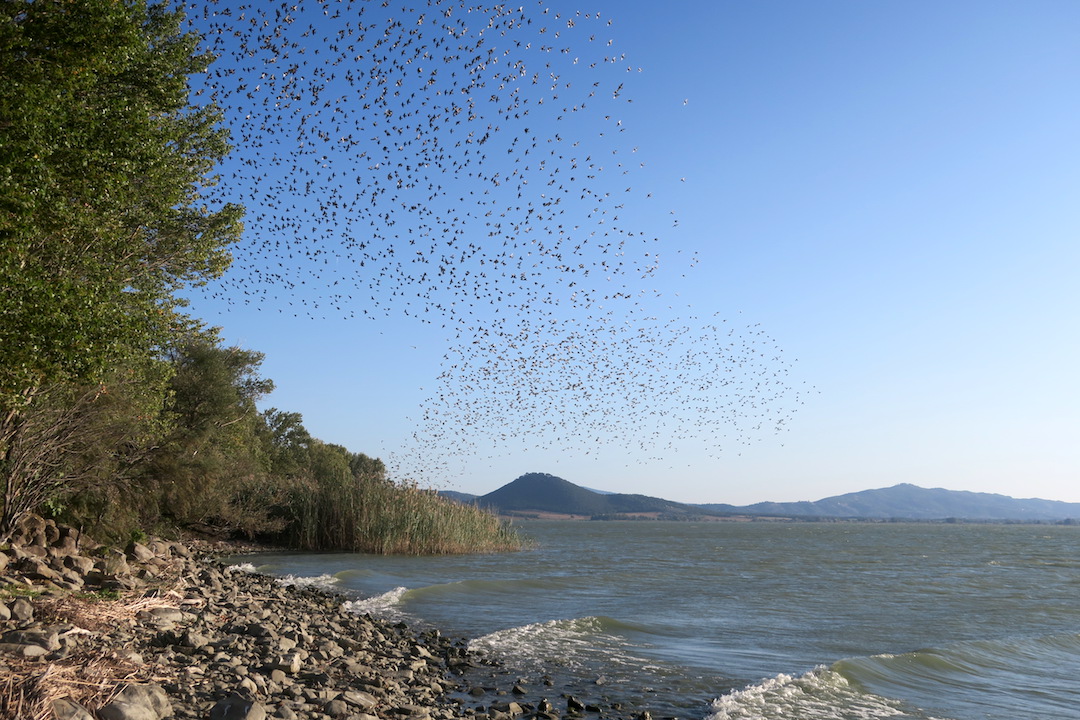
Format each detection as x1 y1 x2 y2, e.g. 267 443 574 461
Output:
185 0 811 482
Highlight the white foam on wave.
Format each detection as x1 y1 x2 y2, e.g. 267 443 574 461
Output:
225 562 259 574
276 573 339 591
469 617 647 670
705 666 931 720
342 586 410 618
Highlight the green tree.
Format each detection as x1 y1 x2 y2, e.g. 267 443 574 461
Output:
259 408 314 481
142 333 276 536
0 0 242 535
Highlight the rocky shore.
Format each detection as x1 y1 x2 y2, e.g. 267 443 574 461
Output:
0 516 632 720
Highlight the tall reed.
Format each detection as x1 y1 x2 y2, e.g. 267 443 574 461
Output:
282 472 524 554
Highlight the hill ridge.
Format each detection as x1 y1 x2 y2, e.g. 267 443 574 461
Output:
444 475 1080 522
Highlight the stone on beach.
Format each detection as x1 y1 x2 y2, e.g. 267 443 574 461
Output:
97 683 173 720
1 514 649 720
209 695 266 720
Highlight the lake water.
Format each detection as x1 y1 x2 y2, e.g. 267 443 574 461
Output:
227 521 1080 719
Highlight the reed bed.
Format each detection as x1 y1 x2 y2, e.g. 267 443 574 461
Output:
283 474 525 554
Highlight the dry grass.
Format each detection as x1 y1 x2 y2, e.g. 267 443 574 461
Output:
0 585 197 720
0 649 152 720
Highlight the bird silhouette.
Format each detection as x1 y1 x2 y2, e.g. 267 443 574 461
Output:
186 0 811 484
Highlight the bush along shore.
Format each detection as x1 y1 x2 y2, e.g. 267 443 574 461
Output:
0 515 648 720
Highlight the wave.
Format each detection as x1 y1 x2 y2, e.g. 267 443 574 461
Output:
708 632 1080 720
469 616 655 671
705 666 928 720
404 574 589 600
332 568 371 581
834 632 1080 718
225 562 259 574
276 573 339 591
343 586 411 619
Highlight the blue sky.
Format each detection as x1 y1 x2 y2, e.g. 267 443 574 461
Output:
184 0 1080 504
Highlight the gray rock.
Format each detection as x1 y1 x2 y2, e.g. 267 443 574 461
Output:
181 630 209 649
83 570 107 586
341 690 378 710
21 544 49 558
50 534 80 556
146 607 188 623
167 541 190 558
15 556 62 581
0 602 9 622
2 628 60 650
59 569 86 587
503 702 525 716
115 648 144 665
63 554 96 575
273 653 302 675
147 540 172 558
199 569 224 591
14 514 45 542
105 574 144 591
43 520 60 544
97 683 173 720
323 699 350 718
393 703 432 719
0 641 49 658
52 697 96 720
101 549 130 576
10 597 34 621
250 620 279 638
126 541 155 562
210 695 267 720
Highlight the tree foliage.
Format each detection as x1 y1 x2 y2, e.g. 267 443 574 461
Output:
0 0 242 408
138 333 274 536
0 1 520 554
0 0 242 534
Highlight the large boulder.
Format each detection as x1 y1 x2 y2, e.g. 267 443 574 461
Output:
100 549 130 576
126 541 155 563
12 514 47 547
97 683 173 720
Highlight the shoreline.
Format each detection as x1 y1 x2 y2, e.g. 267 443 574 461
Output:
0 516 646 720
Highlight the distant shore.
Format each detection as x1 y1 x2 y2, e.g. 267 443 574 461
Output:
499 511 1077 524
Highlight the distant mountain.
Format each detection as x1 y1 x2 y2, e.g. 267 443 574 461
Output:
699 483 1080 521
476 472 715 518
461 474 1080 522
